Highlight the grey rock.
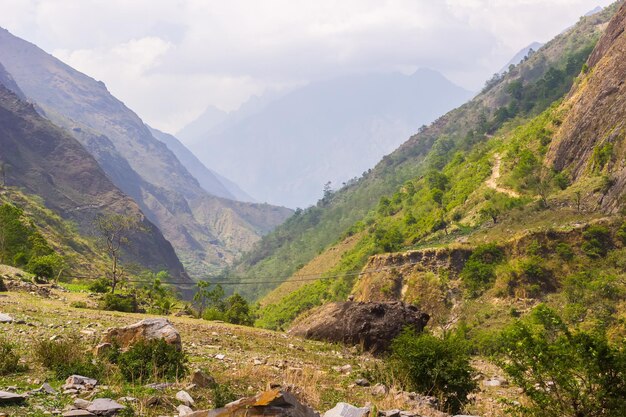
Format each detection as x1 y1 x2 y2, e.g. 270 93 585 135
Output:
42 382 58 394
191 369 215 388
380 410 401 417
74 399 92 409
63 410 96 417
178 404 194 416
0 313 13 323
65 375 98 389
102 318 181 351
145 382 175 390
86 398 125 416
0 390 25 404
371 384 388 396
323 403 369 417
176 390 195 406
354 379 370 387
483 378 508 387
186 390 319 417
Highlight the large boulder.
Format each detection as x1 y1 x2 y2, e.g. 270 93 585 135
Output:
187 390 318 417
101 318 181 350
289 302 429 354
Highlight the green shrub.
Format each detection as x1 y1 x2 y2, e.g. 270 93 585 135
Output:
212 383 238 408
28 257 54 280
553 171 570 190
89 278 110 293
100 293 138 313
34 335 101 380
582 225 612 258
0 277 6 292
114 339 188 383
224 293 254 326
70 301 88 309
461 244 504 297
497 305 626 417
555 242 574 261
0 338 27 375
390 330 476 413
616 222 626 244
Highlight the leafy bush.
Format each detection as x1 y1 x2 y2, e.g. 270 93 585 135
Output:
497 305 626 417
212 383 238 408
113 339 188 383
34 335 101 380
390 330 476 413
89 278 110 293
616 222 626 244
70 301 88 309
461 244 504 297
555 242 574 261
100 293 138 313
582 225 612 258
224 293 254 325
0 338 27 375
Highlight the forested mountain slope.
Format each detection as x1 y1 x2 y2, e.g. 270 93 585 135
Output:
231 4 618 302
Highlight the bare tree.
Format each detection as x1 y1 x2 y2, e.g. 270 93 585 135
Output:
95 212 142 293
0 162 7 188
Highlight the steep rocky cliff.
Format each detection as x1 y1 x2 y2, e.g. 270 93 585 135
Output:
548 2 626 212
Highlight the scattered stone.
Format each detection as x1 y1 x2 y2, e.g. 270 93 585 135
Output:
483 378 508 387
289 302 429 354
380 410 401 417
41 383 58 394
371 384 388 396
102 318 181 351
74 399 92 409
93 343 113 357
64 375 98 390
187 390 319 417
354 379 370 387
0 313 13 323
215 354 226 360
117 397 137 403
86 398 125 416
62 410 96 417
0 390 26 404
178 404 194 417
323 402 369 417
145 382 175 390
63 389 78 395
176 390 195 407
190 369 215 388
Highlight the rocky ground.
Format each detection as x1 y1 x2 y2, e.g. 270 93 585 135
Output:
0 276 518 417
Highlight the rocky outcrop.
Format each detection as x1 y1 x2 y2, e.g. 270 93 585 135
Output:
547 2 626 212
289 302 429 354
101 318 181 350
187 390 319 417
353 247 471 302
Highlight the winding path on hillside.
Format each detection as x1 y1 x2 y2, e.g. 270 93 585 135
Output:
486 153 521 198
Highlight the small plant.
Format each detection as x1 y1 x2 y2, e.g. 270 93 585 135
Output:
616 222 626 245
34 335 101 380
89 277 111 293
211 383 238 408
0 338 27 375
390 329 476 413
70 301 88 309
555 242 574 261
582 225 612 258
114 339 188 383
100 293 138 313
461 243 504 297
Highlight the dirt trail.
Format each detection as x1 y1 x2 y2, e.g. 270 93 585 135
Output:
486 154 521 198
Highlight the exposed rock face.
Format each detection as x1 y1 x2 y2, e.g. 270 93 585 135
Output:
547 2 626 212
102 318 181 350
289 302 429 354
0 390 25 404
187 390 319 417
353 247 472 302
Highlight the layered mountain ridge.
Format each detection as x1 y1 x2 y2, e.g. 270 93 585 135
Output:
0 28 292 277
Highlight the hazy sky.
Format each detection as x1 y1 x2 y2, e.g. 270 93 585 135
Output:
0 0 614 132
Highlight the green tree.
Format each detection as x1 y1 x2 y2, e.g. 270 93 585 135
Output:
224 293 253 326
497 305 626 417
194 281 225 317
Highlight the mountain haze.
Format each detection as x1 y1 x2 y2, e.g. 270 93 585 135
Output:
183 69 473 208
0 28 292 277
0 65 188 281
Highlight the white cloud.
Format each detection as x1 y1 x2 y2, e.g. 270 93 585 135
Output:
0 0 616 132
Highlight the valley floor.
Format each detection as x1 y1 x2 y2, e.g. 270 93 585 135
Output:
0 287 517 417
